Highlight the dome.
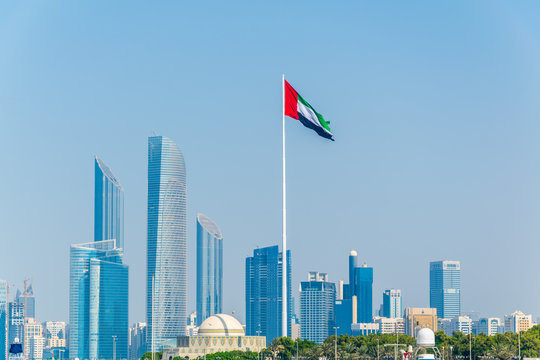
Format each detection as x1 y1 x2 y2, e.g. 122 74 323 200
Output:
349 250 357 256
198 314 245 337
416 327 435 347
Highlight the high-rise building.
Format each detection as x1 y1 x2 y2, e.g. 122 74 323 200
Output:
382 289 402 319
429 260 461 319
405 308 437 336
69 240 128 360
24 319 43 360
245 245 292 343
0 280 7 360
299 272 336 344
43 321 66 349
94 156 124 249
128 323 147 360
504 311 533 333
147 136 187 349
8 301 24 346
476 318 502 336
335 251 373 334
196 214 223 326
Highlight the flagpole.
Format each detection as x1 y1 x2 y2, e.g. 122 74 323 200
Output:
281 74 287 338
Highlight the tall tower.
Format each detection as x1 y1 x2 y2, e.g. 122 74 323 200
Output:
245 245 292 344
429 260 461 319
299 272 336 344
146 136 187 349
196 214 223 326
94 156 125 249
382 289 402 318
0 280 7 360
69 157 128 360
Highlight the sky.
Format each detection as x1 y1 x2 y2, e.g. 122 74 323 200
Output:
2 0 540 325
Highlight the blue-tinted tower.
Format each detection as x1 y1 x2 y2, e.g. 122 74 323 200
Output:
0 280 7 360
355 265 373 323
69 240 128 360
430 260 461 319
147 136 187 349
245 245 292 344
196 214 223 326
299 272 335 344
94 156 124 249
382 289 402 318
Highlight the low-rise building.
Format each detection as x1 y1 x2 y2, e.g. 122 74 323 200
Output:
405 308 437 336
373 317 405 334
351 323 379 336
476 318 502 336
504 311 533 333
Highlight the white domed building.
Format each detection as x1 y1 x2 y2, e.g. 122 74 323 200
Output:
162 314 265 360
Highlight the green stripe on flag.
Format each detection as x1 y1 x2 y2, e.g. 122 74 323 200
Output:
297 95 331 132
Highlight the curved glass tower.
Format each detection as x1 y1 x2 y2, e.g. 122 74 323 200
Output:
94 156 124 249
196 213 223 326
146 136 187 349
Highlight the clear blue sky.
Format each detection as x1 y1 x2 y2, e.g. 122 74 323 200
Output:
2 0 540 325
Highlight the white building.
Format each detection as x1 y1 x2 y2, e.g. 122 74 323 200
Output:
504 311 533 333
129 322 147 360
451 316 472 335
24 319 44 360
42 321 66 349
351 323 379 336
162 314 265 360
373 317 405 334
476 318 502 336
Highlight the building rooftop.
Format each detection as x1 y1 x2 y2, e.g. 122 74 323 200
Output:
197 213 223 239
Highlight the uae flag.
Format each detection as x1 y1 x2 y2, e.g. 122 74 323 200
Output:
284 79 334 140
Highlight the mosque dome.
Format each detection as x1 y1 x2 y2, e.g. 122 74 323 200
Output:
198 314 245 337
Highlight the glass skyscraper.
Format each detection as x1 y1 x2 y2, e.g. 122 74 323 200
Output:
69 240 128 360
196 213 223 326
146 136 187 349
429 260 461 319
382 289 402 318
94 156 124 249
299 272 336 344
0 280 7 360
245 245 292 344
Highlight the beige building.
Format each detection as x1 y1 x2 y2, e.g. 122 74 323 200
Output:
405 308 437 336
162 314 265 360
24 319 44 360
504 311 533 333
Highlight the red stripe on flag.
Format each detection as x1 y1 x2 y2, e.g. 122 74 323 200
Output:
284 79 299 119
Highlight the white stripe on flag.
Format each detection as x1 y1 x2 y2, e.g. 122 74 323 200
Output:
297 101 332 135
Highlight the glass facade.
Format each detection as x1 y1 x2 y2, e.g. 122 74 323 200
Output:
69 240 128 360
146 136 187 349
94 156 124 250
382 289 402 318
0 280 7 360
430 260 461 319
299 273 336 344
196 214 223 326
245 245 292 344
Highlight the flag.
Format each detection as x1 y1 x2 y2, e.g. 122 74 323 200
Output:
284 79 334 140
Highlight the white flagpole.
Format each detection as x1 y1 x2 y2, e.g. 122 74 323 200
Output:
281 74 288 338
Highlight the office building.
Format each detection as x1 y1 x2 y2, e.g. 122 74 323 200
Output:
476 318 502 336
429 260 461 319
299 272 336 344
0 280 7 360
335 251 373 335
9 301 24 346
351 323 379 336
245 245 292 343
94 156 124 249
382 289 402 319
405 308 437 336
147 136 187 349
373 316 405 334
69 240 128 360
43 322 66 349
451 316 472 335
504 311 533 333
196 214 223 326
128 323 147 360
24 319 43 360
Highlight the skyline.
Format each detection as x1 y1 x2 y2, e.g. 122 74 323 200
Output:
2 0 540 326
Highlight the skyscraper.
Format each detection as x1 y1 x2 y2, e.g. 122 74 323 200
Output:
196 214 223 326
299 272 336 344
0 280 7 360
94 156 124 249
429 260 461 319
382 289 402 318
69 157 128 360
147 136 187 349
69 240 128 360
355 264 373 323
245 245 292 344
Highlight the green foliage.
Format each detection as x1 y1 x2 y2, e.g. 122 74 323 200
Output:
141 351 163 360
